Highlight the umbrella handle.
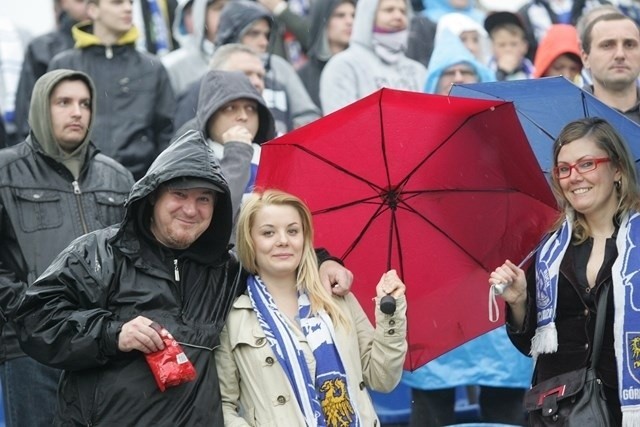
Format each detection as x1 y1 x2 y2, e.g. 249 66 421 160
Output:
493 283 507 295
380 295 396 315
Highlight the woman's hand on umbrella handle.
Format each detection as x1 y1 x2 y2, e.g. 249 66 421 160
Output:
488 260 527 305
376 269 406 298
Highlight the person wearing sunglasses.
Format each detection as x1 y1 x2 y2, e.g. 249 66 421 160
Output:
489 117 640 424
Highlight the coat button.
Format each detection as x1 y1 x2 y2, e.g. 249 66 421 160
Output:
266 356 274 365
359 381 365 390
389 320 396 326
256 338 265 346
585 343 589 350
277 395 286 404
388 329 395 335
583 309 589 316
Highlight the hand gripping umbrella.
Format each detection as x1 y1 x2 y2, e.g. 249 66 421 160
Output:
255 88 559 370
450 76 640 176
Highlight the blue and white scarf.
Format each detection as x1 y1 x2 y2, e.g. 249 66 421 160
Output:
534 213 640 425
247 276 360 426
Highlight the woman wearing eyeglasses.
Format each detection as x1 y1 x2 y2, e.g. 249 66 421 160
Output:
489 117 640 425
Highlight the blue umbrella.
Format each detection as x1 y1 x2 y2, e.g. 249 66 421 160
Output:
450 76 640 175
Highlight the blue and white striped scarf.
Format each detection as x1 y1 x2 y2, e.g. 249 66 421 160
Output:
247 276 360 426
534 213 640 425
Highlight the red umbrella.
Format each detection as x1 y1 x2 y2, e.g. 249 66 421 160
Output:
255 88 559 370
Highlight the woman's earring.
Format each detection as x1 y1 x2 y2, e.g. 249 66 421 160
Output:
615 180 622 190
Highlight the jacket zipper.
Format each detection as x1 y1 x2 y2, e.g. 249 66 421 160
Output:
105 45 113 59
173 259 180 282
72 181 89 234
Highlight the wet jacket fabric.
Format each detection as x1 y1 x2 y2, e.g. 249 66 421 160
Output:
48 23 175 179
319 0 427 114
217 293 407 426
215 0 321 130
0 69 134 362
17 131 245 425
13 13 77 144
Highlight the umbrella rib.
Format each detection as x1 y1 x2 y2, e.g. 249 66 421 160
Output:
394 200 489 268
399 104 516 187
312 195 383 215
379 95 393 189
341 202 388 261
285 143 384 191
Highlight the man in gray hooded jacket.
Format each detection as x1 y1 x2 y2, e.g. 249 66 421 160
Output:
0 69 133 427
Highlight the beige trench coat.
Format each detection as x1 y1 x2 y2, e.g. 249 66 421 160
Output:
215 293 408 426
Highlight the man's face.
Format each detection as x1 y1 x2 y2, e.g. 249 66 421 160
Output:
221 52 266 94
207 98 260 143
241 19 270 54
375 0 407 32
88 0 133 37
150 187 215 250
50 79 91 152
205 0 227 42
436 63 478 95
327 2 355 53
582 19 640 92
60 0 88 22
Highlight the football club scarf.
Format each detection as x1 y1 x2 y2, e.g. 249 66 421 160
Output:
247 276 359 426
534 212 640 425
613 212 640 425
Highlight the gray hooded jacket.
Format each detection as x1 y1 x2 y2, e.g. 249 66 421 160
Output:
0 69 134 362
319 0 427 113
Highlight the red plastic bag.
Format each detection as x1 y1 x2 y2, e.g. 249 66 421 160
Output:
145 336 197 392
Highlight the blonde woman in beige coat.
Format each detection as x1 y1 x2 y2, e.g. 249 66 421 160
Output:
216 190 407 427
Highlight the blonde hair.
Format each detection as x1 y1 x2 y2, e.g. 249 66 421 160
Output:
236 190 349 328
551 117 640 243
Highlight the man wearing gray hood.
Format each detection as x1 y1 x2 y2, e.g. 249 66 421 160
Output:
162 0 227 96
320 0 427 114
194 69 276 222
0 69 133 427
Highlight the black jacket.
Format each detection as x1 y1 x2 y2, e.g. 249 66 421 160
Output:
48 23 176 179
0 136 133 362
507 236 621 422
17 131 243 425
12 13 77 145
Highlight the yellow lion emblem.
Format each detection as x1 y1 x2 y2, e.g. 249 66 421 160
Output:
320 378 355 427
631 336 640 369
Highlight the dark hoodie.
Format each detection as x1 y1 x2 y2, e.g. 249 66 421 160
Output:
298 0 355 109
17 130 241 425
13 12 77 144
215 0 320 130
48 22 175 179
195 70 275 145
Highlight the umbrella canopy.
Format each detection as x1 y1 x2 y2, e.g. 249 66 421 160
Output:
255 88 559 370
450 76 640 175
